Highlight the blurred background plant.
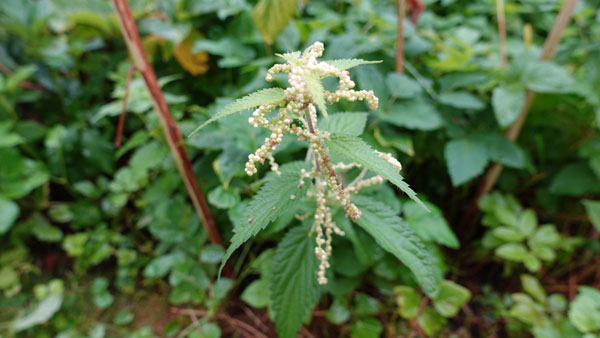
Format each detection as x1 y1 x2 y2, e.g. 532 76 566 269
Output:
0 0 599 336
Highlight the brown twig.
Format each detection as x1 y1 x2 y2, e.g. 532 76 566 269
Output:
114 64 135 147
171 307 269 338
396 0 406 74
111 0 227 256
461 0 579 231
496 0 507 68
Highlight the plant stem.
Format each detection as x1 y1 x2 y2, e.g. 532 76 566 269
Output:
396 0 406 74
304 109 321 173
460 0 579 232
496 0 507 68
111 0 224 249
114 64 135 147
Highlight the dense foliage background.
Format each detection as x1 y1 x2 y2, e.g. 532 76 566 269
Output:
1 0 600 337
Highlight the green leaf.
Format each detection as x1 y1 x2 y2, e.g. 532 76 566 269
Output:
438 91 484 110
417 307 446 336
522 61 575 94
318 112 367 136
492 86 525 127
0 197 19 235
325 134 426 209
220 162 309 275
386 73 422 99
349 318 383 338
549 163 600 196
474 133 526 169
271 226 321 338
325 59 381 71
403 200 459 248
520 274 546 304
354 293 381 316
189 88 286 136
241 279 270 308
200 245 225 264
495 242 528 262
394 286 422 319
381 100 444 131
305 72 328 119
445 138 489 186
208 186 239 209
568 287 600 333
326 298 351 325
353 196 441 297
252 0 297 45
582 200 600 231
433 280 471 317
12 294 63 332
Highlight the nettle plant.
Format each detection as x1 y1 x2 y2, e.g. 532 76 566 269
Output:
191 42 442 336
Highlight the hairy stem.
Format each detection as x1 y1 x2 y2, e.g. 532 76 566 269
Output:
496 0 507 68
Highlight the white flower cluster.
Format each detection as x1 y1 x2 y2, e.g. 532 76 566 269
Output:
375 150 403 172
243 41 396 284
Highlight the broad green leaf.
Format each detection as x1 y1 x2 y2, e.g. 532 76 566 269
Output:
417 307 446 336
474 133 526 169
386 73 422 99
353 196 442 297
271 226 321 338
582 200 600 231
445 138 488 186
208 186 239 209
354 293 381 316
438 91 484 110
403 200 459 248
325 134 426 209
349 318 383 338
325 59 381 71
433 280 471 317
568 287 600 333
522 61 575 94
189 88 285 136
549 163 600 196
241 279 270 308
318 112 367 136
326 298 351 325
0 197 19 235
492 86 525 127
220 162 310 275
381 100 444 131
394 286 422 319
305 73 328 119
12 294 63 332
528 225 561 248
200 245 225 264
252 0 297 45
493 226 527 242
520 274 546 304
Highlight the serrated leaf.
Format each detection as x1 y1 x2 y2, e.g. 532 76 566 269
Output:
325 134 426 209
324 59 381 71
318 112 367 136
445 138 489 186
252 0 297 45
381 100 444 131
352 196 442 297
271 226 321 338
189 88 285 136
276 51 300 63
219 162 309 275
305 73 328 119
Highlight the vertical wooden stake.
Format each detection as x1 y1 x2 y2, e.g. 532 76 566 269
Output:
396 0 406 74
111 0 225 248
496 0 508 68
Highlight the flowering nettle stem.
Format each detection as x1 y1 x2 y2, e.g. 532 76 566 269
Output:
244 42 400 284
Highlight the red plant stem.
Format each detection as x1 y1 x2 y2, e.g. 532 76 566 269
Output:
396 0 406 74
111 0 224 249
114 64 135 148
